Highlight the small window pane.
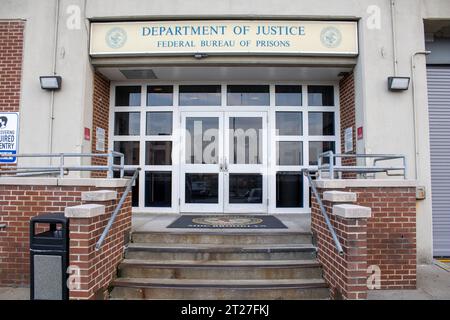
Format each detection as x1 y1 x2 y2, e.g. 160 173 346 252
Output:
276 172 303 208
147 86 173 106
114 170 139 207
276 85 302 106
277 142 303 166
114 112 140 136
308 86 334 106
227 85 270 106
229 174 263 204
179 85 221 106
308 112 335 136
185 173 219 204
309 141 336 165
145 141 172 165
146 112 172 136
114 141 139 165
115 86 141 106
276 112 302 136
229 117 263 164
185 117 219 164
145 171 172 207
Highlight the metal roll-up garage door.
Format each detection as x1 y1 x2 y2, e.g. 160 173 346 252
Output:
427 66 450 257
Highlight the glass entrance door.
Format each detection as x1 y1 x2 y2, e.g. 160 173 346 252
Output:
180 112 267 213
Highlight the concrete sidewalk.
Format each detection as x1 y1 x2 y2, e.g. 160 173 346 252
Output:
368 263 450 300
0 287 29 300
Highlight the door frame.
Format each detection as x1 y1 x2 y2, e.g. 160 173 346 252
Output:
179 110 268 214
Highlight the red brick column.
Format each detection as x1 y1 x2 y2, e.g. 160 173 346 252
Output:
311 190 370 299
66 190 131 300
311 181 417 299
339 72 357 178
91 72 111 178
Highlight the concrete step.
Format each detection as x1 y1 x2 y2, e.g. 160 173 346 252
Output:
125 243 317 261
131 231 312 245
110 278 330 300
118 259 323 280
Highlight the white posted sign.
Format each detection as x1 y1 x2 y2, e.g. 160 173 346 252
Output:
0 112 19 163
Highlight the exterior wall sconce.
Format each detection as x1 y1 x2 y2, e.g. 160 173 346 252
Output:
388 76 410 91
40 76 62 90
194 53 208 59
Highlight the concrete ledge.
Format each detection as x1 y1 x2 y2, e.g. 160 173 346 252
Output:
333 204 372 218
82 190 117 202
315 179 417 189
324 191 357 203
0 177 128 187
65 204 105 218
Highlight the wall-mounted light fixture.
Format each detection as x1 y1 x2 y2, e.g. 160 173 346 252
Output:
388 76 410 91
194 53 208 59
40 76 62 90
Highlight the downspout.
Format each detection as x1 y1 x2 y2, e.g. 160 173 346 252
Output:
49 0 60 161
390 0 399 76
411 51 431 180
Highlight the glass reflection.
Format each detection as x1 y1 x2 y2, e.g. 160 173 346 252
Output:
185 174 219 204
179 85 221 106
114 112 140 136
229 174 262 204
277 141 303 166
185 117 219 164
276 172 303 208
227 85 270 106
229 117 262 164
308 112 335 136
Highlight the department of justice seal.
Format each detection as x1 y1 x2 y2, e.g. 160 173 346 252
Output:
105 27 127 49
320 26 342 48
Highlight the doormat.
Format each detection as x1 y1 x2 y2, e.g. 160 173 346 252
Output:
167 215 288 229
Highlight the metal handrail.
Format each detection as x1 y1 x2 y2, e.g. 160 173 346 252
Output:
318 151 407 179
303 169 344 256
0 152 125 178
95 168 141 251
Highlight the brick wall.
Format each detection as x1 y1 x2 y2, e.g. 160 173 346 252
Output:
0 21 25 173
0 182 130 293
91 72 111 178
311 184 417 299
0 21 24 113
311 190 369 300
339 72 356 176
349 186 417 289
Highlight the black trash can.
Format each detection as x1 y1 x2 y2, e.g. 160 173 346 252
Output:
30 213 69 300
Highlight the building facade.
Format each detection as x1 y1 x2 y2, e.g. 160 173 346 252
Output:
1 0 450 264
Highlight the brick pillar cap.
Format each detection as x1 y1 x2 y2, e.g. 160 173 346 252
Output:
332 204 371 218
65 204 105 218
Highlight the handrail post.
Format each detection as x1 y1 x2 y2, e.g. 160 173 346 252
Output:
107 152 114 179
328 151 335 179
120 154 124 178
59 153 64 178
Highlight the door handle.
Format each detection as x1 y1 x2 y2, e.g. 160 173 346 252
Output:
219 157 224 171
224 157 228 172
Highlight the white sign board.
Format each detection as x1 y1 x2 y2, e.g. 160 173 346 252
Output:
96 127 106 152
90 20 358 57
0 113 19 164
344 127 353 153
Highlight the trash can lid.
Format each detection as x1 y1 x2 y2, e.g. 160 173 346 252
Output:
31 212 67 223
